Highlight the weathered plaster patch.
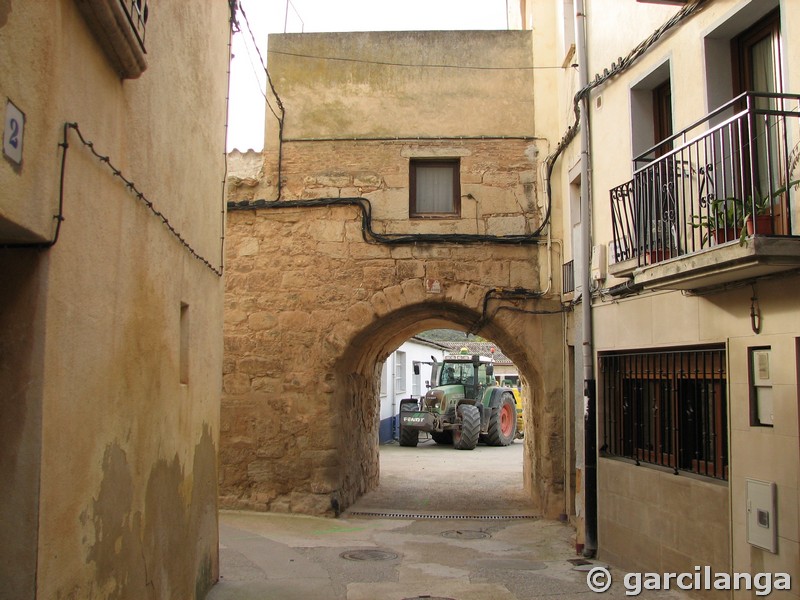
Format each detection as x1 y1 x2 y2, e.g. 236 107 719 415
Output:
86 444 146 600
0 0 11 28
85 426 217 599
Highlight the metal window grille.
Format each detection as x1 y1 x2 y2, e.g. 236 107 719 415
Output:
599 346 728 480
121 0 148 50
562 260 575 294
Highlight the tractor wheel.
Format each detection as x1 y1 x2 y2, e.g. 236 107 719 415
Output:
431 430 453 445
399 425 419 447
486 393 517 446
453 404 480 450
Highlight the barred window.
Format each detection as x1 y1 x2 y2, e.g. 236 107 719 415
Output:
600 347 728 480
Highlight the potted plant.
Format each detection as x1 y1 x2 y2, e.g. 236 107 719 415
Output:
691 197 741 246
645 219 674 263
743 193 773 236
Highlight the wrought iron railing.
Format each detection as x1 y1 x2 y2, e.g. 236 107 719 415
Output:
600 347 728 480
610 92 800 266
121 0 149 50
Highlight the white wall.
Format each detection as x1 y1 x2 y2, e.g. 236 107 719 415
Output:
379 338 445 442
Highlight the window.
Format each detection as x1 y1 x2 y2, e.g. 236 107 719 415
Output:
394 351 406 393
180 302 189 384
732 10 782 99
600 347 728 480
75 0 149 78
652 79 673 158
380 362 388 397
409 159 461 218
732 10 789 235
412 362 421 397
630 61 671 161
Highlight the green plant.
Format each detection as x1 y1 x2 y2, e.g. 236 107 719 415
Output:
691 186 791 245
691 197 744 245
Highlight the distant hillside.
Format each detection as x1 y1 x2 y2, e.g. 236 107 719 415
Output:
416 329 486 343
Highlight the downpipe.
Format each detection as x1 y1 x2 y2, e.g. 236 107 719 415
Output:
576 0 598 558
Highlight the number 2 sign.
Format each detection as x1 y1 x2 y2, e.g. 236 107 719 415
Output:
4 99 25 166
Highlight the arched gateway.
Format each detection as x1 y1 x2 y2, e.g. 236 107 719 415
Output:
219 202 566 519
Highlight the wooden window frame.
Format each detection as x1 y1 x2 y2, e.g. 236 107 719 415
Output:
731 9 782 98
409 159 461 219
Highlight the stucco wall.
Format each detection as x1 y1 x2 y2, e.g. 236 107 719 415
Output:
0 1 228 598
599 458 730 590
547 0 799 583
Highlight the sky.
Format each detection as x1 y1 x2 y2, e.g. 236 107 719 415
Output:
226 0 510 151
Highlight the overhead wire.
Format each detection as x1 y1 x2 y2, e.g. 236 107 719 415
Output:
268 49 565 71
238 0 286 197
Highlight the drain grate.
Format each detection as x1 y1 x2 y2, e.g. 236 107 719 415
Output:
347 511 539 520
441 529 491 540
340 549 399 561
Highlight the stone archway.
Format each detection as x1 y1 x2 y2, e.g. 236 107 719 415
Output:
220 204 565 518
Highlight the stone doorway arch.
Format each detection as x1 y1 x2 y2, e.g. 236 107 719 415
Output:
220 205 565 519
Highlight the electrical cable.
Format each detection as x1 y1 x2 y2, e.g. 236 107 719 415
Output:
470 287 569 333
268 49 566 71
0 124 68 250
227 196 545 245
238 0 286 198
68 123 223 276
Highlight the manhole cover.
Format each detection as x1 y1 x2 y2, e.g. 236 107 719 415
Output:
339 549 399 561
401 597 456 600
441 529 491 540
568 559 592 566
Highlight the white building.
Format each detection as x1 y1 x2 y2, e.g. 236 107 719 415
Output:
379 337 447 443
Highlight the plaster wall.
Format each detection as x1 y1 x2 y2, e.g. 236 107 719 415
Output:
0 1 228 597
598 458 730 594
565 0 799 585
378 338 445 442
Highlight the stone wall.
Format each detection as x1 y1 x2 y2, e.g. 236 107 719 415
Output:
221 29 569 519
221 200 567 517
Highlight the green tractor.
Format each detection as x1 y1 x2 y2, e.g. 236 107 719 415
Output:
398 352 517 450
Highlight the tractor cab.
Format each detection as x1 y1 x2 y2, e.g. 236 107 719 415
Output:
431 352 494 407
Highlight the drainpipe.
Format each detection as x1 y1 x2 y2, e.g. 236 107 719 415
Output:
575 0 597 558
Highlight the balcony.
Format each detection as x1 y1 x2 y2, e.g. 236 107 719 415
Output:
609 92 800 291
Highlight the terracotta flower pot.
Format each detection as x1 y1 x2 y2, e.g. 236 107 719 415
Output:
746 214 775 235
710 227 738 245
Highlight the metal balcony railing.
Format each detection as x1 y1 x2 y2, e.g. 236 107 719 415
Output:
610 92 800 267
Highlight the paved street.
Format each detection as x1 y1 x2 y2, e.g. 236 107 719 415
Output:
208 441 689 599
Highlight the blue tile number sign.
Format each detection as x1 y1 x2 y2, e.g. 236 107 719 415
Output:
3 99 24 166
